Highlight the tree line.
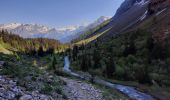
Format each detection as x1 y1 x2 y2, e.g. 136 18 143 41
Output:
0 30 66 56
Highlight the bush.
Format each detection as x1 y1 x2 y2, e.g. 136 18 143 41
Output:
1 65 25 79
56 88 62 94
40 84 53 94
134 64 151 84
126 55 136 64
48 55 57 71
115 66 125 80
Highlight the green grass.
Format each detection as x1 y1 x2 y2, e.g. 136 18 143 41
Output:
94 84 129 100
0 44 11 54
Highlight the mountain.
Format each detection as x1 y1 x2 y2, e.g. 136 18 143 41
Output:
61 16 111 42
115 0 149 17
72 17 111 43
71 0 170 99
0 23 82 42
73 0 152 44
0 16 111 43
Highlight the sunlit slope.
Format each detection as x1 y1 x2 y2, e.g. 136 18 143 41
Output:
0 44 12 54
74 28 111 45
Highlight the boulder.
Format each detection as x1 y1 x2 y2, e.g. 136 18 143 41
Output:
0 61 5 67
19 95 32 100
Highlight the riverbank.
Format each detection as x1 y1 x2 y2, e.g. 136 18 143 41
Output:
69 68 170 100
105 78 170 100
61 77 103 100
63 56 156 100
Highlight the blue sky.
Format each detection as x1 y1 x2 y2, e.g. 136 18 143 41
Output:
0 0 124 28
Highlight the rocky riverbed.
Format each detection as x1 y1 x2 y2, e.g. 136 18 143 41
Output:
61 77 103 100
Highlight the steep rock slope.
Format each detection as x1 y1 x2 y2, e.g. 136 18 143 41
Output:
73 0 150 44
75 0 170 44
98 0 150 41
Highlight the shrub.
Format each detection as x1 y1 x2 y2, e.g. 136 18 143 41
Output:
123 41 136 57
115 66 125 80
38 46 44 56
48 55 57 71
62 95 67 99
56 88 62 94
134 64 151 84
40 84 53 94
105 55 115 78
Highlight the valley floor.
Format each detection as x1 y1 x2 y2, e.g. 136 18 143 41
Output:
0 54 129 100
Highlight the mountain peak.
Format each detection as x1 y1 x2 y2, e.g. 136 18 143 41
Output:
0 16 111 43
114 0 149 17
0 23 21 30
97 16 111 23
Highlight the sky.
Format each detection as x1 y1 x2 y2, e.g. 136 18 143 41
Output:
0 0 124 28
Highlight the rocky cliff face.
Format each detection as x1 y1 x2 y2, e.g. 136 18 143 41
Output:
115 0 169 16
96 0 149 41
148 0 169 14
89 0 170 43
115 0 149 17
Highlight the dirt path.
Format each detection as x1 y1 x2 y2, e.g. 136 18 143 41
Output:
61 77 103 100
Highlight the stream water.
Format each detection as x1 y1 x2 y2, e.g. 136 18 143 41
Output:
63 56 155 100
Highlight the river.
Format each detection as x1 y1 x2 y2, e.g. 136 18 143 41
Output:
63 56 155 100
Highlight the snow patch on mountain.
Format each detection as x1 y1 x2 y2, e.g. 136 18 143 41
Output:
0 16 111 43
156 8 167 16
61 16 111 42
135 0 149 6
0 23 21 30
140 10 148 21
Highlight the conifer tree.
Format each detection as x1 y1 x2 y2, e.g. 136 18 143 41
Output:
52 55 57 71
106 54 115 78
38 46 44 56
93 49 100 69
72 45 78 61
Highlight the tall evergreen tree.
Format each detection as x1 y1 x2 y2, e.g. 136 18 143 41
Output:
106 54 115 78
38 46 44 56
123 40 136 57
49 55 57 71
46 47 55 55
81 55 87 71
93 49 101 69
72 45 79 61
52 55 57 71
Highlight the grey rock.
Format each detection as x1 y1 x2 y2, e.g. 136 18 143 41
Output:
0 61 5 67
19 94 32 100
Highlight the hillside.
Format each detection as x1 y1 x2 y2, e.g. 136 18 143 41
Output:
68 0 170 99
72 18 111 44
0 30 67 54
